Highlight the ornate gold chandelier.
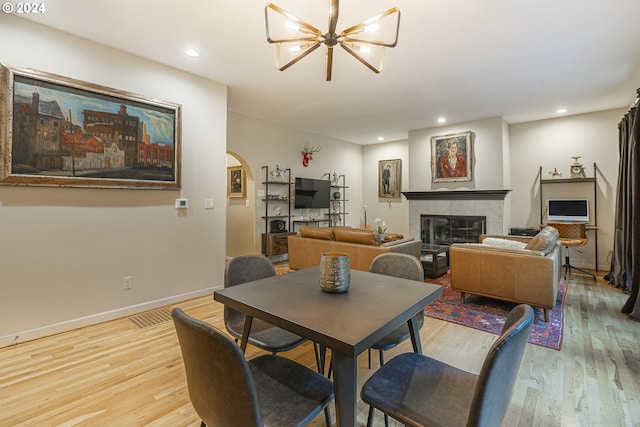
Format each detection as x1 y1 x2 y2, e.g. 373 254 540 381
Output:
265 0 400 81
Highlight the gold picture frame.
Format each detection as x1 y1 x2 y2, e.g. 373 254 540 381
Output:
378 159 402 199
0 63 182 189
430 131 473 182
228 166 245 198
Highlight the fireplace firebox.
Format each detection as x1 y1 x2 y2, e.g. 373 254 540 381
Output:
421 214 486 246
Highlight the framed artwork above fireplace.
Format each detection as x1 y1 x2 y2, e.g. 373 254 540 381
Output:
430 131 473 183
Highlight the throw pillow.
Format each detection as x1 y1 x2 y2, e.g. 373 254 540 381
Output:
482 237 527 250
524 226 559 254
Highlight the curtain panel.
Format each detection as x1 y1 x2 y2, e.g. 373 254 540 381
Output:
606 96 640 320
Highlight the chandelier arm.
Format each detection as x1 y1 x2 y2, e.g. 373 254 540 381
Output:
328 0 339 34
326 47 334 81
341 8 401 47
265 3 322 42
277 43 322 72
340 43 383 74
267 35 319 44
341 37 397 48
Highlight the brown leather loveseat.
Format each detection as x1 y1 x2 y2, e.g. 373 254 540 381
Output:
449 226 561 321
288 226 422 271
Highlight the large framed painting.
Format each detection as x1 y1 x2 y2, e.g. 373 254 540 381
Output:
228 166 246 198
430 131 473 183
0 63 182 189
378 159 402 199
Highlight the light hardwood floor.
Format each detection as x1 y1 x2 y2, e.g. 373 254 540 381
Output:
1 269 638 426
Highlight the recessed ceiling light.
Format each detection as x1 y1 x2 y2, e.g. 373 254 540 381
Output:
437 117 447 124
185 49 200 58
556 108 568 114
377 136 385 142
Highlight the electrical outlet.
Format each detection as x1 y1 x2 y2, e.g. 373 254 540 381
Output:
123 276 132 290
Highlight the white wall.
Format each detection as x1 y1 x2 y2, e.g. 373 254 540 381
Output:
0 15 228 345
409 117 508 191
362 140 411 237
400 110 621 271
226 154 255 257
227 112 363 253
510 108 624 270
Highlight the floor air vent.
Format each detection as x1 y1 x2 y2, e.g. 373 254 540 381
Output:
129 307 172 328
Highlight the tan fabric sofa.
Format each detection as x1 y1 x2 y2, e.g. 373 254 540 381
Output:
288 226 422 272
449 226 561 321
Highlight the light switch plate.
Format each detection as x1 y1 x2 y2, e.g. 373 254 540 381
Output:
175 198 188 209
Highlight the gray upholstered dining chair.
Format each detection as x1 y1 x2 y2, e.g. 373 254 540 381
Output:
223 254 307 354
172 308 334 427
360 304 534 427
367 252 426 369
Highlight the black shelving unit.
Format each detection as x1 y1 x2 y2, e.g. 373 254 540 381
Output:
261 166 293 233
261 166 295 257
326 173 348 227
538 163 598 271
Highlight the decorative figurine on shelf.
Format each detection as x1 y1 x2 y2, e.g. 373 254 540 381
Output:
548 168 562 178
301 142 322 167
332 172 339 185
271 165 285 181
570 156 587 178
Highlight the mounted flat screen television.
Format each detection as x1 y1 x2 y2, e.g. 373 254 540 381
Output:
294 177 330 209
547 199 590 222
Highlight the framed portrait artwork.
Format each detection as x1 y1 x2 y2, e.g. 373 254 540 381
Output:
228 166 246 198
0 63 182 189
378 159 402 199
430 131 473 183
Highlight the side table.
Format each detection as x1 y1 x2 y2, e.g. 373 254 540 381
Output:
421 244 450 278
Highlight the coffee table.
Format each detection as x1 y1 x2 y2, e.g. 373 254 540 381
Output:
421 243 450 278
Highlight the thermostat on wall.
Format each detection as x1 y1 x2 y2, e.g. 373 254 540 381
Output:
175 198 188 209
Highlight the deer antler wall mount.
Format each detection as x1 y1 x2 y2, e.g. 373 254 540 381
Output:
302 142 322 167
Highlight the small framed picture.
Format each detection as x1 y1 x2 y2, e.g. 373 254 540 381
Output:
228 166 245 198
431 131 473 182
378 159 402 199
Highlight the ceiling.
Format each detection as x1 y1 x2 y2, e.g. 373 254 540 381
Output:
18 0 640 145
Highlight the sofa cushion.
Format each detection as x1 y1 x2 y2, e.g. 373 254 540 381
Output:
334 228 376 245
524 226 559 254
299 226 335 240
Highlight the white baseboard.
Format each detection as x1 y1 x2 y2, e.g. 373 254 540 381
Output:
0 286 222 349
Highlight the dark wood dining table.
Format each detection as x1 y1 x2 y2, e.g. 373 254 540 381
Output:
214 265 442 427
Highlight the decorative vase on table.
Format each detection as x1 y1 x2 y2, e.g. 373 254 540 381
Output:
319 252 350 293
374 232 385 243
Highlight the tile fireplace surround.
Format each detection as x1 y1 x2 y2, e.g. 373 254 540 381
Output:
403 190 511 242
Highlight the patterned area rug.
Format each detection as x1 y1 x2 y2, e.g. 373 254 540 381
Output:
424 273 566 350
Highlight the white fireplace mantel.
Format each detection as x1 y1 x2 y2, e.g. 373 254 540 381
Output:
407 190 510 240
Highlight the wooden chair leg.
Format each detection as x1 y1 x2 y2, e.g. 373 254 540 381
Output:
460 292 466 304
544 308 550 322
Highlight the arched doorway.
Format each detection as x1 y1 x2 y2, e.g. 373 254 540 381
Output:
226 152 256 258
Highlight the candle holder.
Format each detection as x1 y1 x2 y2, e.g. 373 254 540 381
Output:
319 252 350 293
